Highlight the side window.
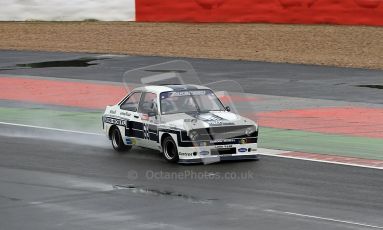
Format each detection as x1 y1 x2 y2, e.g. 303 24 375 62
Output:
120 92 141 111
138 92 157 114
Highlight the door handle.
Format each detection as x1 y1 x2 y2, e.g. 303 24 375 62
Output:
134 115 139 118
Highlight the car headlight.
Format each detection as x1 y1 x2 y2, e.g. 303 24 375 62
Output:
245 126 257 136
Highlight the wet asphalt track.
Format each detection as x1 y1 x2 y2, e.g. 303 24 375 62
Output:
0 50 383 229
1 128 383 230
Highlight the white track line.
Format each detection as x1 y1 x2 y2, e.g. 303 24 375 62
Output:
258 152 383 170
257 148 290 155
0 121 103 136
265 209 383 229
1 121 382 170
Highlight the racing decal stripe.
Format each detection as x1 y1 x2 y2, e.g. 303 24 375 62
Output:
132 121 144 130
148 124 157 133
158 128 192 147
164 85 199 90
143 123 150 139
149 132 158 142
158 128 258 147
186 112 233 125
126 120 159 142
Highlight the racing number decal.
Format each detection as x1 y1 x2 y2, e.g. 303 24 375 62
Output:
126 121 159 142
143 123 150 139
103 116 127 126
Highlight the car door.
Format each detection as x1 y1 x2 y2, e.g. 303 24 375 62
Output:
119 91 142 145
137 92 160 150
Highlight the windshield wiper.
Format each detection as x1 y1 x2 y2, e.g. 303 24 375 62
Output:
189 95 201 114
195 103 201 114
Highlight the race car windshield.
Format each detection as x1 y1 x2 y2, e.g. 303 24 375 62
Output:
160 90 225 115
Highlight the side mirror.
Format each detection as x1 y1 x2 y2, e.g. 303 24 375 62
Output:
225 106 231 112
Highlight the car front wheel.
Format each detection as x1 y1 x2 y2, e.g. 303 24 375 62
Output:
111 127 132 152
162 136 179 163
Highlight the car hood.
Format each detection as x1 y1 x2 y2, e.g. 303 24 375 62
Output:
160 111 256 131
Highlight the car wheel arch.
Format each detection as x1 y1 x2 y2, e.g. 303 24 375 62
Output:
160 133 173 151
108 125 118 140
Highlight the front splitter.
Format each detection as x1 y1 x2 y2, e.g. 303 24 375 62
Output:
178 154 258 164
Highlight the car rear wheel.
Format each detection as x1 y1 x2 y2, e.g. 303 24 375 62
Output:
162 136 179 163
111 127 132 152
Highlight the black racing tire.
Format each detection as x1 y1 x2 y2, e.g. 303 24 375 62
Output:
111 127 132 152
162 136 179 163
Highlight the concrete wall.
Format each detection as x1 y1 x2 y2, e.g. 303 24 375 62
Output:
1 0 135 21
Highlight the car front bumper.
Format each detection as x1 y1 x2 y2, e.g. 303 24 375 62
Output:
178 154 258 164
177 143 258 164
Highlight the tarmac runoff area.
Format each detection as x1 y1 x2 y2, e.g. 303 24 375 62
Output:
0 51 383 230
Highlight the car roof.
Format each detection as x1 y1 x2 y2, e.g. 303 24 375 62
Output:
133 84 210 94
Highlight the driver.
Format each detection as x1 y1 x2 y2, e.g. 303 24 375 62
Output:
174 96 196 112
161 95 197 114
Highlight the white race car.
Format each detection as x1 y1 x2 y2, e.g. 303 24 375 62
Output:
102 84 258 164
